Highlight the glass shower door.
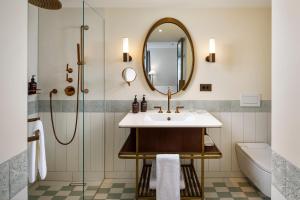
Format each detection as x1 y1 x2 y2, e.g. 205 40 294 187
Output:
80 0 105 198
27 1 104 199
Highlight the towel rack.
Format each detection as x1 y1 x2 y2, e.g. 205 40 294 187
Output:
28 130 40 142
27 117 41 142
28 117 40 122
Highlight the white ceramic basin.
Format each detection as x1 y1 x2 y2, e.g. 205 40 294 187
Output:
144 113 195 122
119 110 223 128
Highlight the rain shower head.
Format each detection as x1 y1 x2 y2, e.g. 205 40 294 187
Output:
28 0 62 10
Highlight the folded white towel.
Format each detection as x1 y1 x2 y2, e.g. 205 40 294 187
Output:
156 154 180 200
28 123 38 183
149 160 185 190
204 135 215 146
28 120 47 183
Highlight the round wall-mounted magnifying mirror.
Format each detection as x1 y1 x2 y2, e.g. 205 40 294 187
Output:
122 67 137 86
142 18 195 95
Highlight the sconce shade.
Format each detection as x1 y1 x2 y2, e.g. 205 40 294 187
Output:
122 38 132 62
209 38 216 53
206 38 216 62
123 38 129 53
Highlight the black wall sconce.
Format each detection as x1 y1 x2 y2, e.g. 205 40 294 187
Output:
205 38 216 63
123 38 132 62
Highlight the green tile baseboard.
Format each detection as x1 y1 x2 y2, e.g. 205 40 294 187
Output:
36 100 271 113
0 150 27 200
28 101 38 115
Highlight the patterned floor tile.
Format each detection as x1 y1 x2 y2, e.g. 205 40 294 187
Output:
29 178 269 200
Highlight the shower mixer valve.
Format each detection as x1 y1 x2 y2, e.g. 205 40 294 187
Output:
66 64 73 73
66 74 73 83
66 64 73 83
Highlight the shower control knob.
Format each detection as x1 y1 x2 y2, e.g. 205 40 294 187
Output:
66 74 73 83
66 64 73 73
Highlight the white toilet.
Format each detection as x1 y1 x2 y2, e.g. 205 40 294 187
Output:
236 143 271 197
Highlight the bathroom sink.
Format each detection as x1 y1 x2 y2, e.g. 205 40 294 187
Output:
144 113 195 122
119 110 222 128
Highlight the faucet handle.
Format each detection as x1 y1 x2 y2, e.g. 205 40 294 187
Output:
175 106 184 113
154 106 163 113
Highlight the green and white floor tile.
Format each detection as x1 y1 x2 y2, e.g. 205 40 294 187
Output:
29 178 270 200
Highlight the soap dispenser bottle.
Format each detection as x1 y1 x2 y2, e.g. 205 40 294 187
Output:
141 95 147 112
132 95 139 113
28 75 37 95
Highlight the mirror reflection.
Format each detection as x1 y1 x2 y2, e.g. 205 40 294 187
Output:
143 19 194 94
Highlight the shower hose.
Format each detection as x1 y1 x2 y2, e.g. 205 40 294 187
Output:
49 66 80 145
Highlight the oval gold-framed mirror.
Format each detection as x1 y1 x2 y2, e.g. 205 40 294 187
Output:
142 17 195 95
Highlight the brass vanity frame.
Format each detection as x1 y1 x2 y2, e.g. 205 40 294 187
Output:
118 128 222 200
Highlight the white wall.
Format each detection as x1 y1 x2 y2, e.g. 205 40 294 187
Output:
272 0 300 168
0 0 27 164
28 5 39 103
38 8 105 101
105 7 271 100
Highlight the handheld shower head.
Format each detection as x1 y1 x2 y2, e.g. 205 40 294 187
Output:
28 0 62 10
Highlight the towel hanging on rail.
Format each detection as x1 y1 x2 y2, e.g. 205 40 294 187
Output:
28 119 47 183
156 154 180 200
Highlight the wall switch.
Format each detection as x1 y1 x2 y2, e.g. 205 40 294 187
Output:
200 84 212 91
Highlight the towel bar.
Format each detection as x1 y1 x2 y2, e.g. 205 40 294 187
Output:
28 117 40 122
28 130 40 142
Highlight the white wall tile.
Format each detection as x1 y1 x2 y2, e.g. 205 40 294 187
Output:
255 112 268 142
219 112 232 172
54 113 67 171
66 113 79 172
231 112 244 171
105 113 114 172
243 112 256 142
113 113 126 172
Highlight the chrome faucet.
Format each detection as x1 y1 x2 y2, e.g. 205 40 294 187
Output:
167 88 172 113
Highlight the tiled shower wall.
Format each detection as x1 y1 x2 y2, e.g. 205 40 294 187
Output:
31 100 271 180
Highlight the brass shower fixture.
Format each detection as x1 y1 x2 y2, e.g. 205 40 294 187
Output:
28 0 62 10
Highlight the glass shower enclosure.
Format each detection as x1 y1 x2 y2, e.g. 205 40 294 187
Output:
28 0 105 199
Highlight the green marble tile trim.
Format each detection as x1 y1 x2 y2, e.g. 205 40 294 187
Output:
28 101 38 115
0 150 27 200
38 100 271 113
0 161 9 200
272 151 300 200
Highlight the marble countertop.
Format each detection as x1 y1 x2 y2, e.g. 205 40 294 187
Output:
119 110 223 128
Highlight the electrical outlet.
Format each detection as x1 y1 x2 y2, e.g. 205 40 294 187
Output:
200 84 212 91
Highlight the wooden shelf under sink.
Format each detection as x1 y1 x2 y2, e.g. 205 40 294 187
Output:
118 129 222 159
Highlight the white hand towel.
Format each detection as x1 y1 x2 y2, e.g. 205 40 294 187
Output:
149 159 185 190
28 120 47 181
35 120 47 180
156 154 180 200
28 123 38 183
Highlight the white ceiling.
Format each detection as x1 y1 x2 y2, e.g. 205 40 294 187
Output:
62 0 271 8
